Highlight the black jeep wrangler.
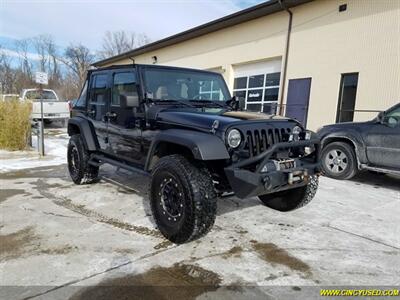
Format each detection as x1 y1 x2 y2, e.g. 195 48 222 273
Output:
68 64 320 243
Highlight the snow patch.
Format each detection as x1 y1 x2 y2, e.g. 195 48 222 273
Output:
0 133 68 173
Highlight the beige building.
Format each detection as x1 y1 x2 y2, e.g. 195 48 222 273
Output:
94 0 400 130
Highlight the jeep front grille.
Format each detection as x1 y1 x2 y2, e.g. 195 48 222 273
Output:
244 128 291 157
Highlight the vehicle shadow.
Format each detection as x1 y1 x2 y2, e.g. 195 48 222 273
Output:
44 120 66 129
349 171 400 191
99 165 261 221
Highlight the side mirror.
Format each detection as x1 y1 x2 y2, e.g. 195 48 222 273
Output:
120 94 139 108
228 96 245 111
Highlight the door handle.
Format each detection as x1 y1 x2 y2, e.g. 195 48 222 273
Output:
87 109 95 116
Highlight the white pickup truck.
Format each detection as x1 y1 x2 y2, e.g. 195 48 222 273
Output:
20 89 70 124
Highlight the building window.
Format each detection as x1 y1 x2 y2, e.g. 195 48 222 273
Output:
233 72 280 113
199 79 224 100
234 77 247 89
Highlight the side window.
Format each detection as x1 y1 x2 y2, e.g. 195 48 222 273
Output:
75 80 88 107
387 106 400 118
90 74 108 105
112 72 137 106
385 106 400 127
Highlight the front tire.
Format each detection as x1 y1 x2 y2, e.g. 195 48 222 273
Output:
67 134 99 184
259 175 319 212
321 142 357 179
150 155 217 244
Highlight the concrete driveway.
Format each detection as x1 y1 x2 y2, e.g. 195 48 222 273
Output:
0 130 399 300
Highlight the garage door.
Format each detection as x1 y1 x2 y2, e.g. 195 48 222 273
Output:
233 60 281 114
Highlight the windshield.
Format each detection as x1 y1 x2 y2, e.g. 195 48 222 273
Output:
25 90 58 101
143 68 230 102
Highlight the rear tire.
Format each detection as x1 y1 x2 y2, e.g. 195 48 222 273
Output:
150 155 217 244
259 175 319 212
321 142 357 179
67 134 99 184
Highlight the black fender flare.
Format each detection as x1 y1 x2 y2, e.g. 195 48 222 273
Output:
145 129 230 171
320 130 367 165
67 117 99 151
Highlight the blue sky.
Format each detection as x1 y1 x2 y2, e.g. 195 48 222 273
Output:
0 0 265 59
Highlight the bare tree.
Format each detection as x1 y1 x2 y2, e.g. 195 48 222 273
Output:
0 46 17 94
32 35 51 72
45 38 62 87
1 37 92 99
99 30 151 59
57 72 81 100
32 34 61 84
15 38 33 78
63 44 95 89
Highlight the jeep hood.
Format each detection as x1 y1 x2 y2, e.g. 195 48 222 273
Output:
156 109 292 131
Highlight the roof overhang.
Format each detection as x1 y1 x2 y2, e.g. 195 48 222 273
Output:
93 0 313 67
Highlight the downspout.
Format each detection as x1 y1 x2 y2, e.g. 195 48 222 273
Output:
278 0 293 115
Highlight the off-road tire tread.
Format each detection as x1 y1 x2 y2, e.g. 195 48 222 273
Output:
150 154 217 243
68 134 99 185
259 175 319 212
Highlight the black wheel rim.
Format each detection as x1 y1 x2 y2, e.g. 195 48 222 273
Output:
157 175 185 224
68 145 80 177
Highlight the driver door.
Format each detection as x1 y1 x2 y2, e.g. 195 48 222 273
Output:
365 105 400 169
107 70 143 165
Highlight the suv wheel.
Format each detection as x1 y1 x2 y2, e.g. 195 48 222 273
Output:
67 134 99 184
321 142 357 179
259 175 319 212
150 155 217 243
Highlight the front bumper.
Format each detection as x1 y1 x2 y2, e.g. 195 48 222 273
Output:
224 139 320 199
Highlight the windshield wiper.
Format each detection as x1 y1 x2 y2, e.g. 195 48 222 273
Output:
150 98 196 108
188 100 227 108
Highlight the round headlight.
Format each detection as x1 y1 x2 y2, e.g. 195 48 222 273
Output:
227 129 241 148
292 126 302 135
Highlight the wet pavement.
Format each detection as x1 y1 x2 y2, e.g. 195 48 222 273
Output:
0 129 399 300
